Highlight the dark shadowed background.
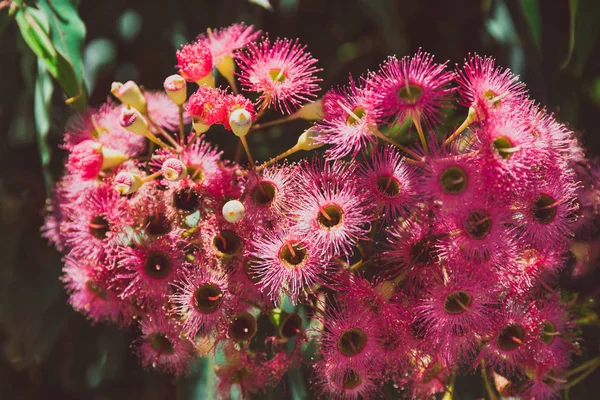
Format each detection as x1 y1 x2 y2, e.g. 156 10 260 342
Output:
0 0 599 398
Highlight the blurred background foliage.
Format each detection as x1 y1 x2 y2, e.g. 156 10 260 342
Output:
0 0 600 398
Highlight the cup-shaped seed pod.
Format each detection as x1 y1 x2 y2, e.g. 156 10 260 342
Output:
163 74 187 105
161 158 187 182
114 171 143 195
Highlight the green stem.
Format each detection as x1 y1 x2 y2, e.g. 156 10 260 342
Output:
566 357 600 377
369 125 424 162
441 373 456 400
257 145 300 171
564 358 600 389
177 104 185 146
251 112 301 131
481 361 499 400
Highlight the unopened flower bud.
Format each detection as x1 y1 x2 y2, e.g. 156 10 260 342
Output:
119 106 149 136
114 171 143 195
161 158 187 181
111 81 147 114
163 75 187 105
297 129 324 151
222 200 245 223
299 99 324 121
229 108 252 137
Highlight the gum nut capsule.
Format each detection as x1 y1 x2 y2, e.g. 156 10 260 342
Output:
111 80 147 114
119 106 149 135
161 158 187 181
222 200 245 223
114 171 143 195
163 74 187 105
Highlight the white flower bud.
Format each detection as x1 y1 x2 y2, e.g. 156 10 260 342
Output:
229 108 253 137
222 200 245 223
297 129 324 151
119 106 149 136
114 172 143 195
161 158 187 181
111 81 147 114
163 74 187 105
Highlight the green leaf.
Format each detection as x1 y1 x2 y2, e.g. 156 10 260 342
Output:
288 367 307 400
573 0 600 75
519 0 542 51
484 0 525 74
177 357 216 400
37 0 87 110
35 58 54 194
561 0 578 68
14 6 58 76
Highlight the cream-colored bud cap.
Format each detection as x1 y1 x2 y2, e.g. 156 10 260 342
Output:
222 200 245 223
229 108 253 137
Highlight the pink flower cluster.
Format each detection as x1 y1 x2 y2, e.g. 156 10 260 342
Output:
43 23 600 400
